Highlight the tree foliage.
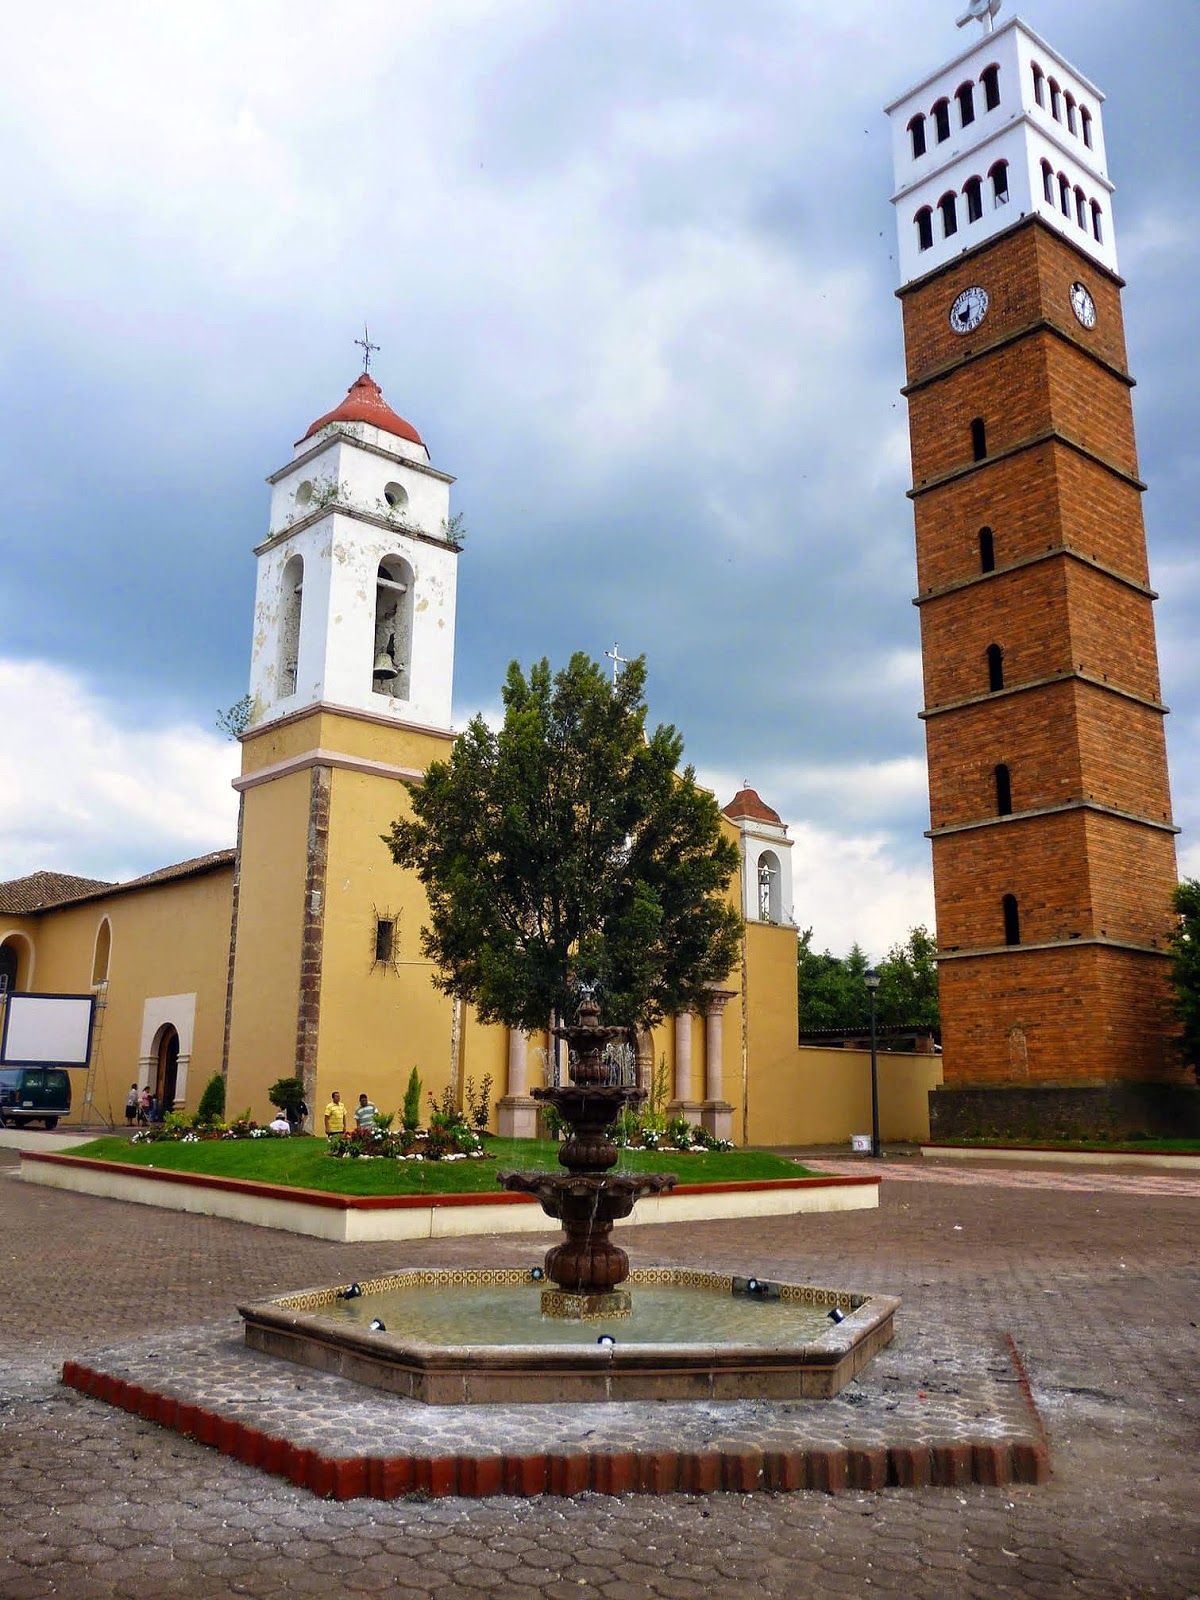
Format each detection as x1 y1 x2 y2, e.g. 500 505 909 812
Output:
384 652 743 1033
798 925 940 1035
1169 879 1200 1077
196 1072 226 1126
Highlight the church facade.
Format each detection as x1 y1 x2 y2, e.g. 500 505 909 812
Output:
4 375 940 1144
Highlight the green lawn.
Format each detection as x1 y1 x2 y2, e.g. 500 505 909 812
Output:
69 1136 814 1196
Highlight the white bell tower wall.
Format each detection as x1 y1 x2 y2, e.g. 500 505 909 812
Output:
248 424 458 733
886 17 1116 288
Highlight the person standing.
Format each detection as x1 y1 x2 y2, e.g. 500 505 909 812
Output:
354 1093 377 1133
138 1087 152 1126
323 1091 348 1136
124 1084 140 1128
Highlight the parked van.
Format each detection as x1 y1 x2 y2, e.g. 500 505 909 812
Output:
0 1067 72 1129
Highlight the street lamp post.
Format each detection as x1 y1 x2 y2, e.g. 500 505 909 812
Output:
865 968 881 1159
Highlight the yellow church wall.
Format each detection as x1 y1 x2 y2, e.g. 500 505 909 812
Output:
753 1046 943 1145
224 772 312 1116
312 766 460 1121
741 920 798 1143
240 706 453 779
459 1008 513 1133
4 870 233 1125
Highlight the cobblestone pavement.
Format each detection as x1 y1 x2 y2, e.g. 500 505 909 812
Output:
1 1150 1197 1599
813 1156 1200 1197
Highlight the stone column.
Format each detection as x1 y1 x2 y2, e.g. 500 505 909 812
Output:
497 1028 538 1139
668 1011 703 1126
701 989 737 1141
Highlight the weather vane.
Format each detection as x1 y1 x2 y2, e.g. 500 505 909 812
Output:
603 642 629 684
956 0 1001 31
354 323 380 373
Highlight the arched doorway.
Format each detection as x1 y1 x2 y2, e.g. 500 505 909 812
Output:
0 941 18 996
154 1025 180 1114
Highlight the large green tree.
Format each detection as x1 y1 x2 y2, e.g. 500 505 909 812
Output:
384 652 743 1033
1169 879 1200 1078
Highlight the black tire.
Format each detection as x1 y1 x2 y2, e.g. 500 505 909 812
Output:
43 1117 59 1130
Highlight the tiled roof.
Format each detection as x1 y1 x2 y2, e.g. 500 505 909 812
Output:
0 850 235 916
0 871 115 915
722 786 783 826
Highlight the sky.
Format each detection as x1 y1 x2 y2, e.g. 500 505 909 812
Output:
1 0 1196 959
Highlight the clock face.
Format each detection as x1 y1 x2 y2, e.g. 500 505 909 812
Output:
1070 281 1097 329
949 286 989 335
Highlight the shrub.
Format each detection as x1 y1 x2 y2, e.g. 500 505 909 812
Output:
402 1068 422 1132
464 1073 494 1133
666 1115 693 1149
196 1073 226 1126
267 1077 306 1118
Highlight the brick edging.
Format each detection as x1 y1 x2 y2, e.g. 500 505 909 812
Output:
21 1152 878 1211
59 1360 1049 1499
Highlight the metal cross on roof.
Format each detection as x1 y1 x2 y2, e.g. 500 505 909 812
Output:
354 324 381 373
603 642 629 684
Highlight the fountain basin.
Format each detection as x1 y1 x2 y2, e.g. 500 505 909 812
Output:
239 1267 898 1404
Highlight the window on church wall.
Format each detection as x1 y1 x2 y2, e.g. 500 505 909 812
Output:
1048 78 1062 120
956 81 975 126
938 192 958 238
915 207 934 252
1074 186 1087 229
1065 92 1078 135
374 918 395 963
981 64 1000 111
1058 173 1071 216
964 177 983 224
756 851 782 925
986 643 1004 691
1041 160 1055 205
970 417 987 461
1080 106 1093 148
279 554 304 698
1091 201 1103 243
989 160 1009 206
1032 63 1045 107
979 526 995 573
1002 894 1021 946
994 763 1012 816
372 556 415 699
932 98 951 142
908 114 927 159
91 919 111 987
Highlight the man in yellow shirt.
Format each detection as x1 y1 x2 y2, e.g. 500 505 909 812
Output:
324 1091 348 1135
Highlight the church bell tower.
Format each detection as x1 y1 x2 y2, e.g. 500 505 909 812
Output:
223 368 462 1120
887 15 1189 1137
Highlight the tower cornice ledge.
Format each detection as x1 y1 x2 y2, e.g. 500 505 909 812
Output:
936 936 1170 963
912 546 1158 606
926 799 1179 840
255 503 461 560
919 670 1168 721
901 316 1134 397
907 429 1146 500
895 215 1126 299
266 430 456 486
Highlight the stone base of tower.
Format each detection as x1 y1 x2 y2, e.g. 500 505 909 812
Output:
936 944 1181 1088
928 1083 1200 1143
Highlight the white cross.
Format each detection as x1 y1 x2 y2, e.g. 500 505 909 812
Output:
603 642 629 684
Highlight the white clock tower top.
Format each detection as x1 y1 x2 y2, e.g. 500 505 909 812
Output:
885 15 1117 287
246 371 460 734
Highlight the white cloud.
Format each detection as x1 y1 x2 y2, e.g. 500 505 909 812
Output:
0 660 239 884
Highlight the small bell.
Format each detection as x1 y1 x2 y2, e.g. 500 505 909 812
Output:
373 632 398 682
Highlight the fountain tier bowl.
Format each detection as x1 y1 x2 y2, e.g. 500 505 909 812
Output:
240 1268 898 1404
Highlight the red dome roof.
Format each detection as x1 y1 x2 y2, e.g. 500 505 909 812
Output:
723 786 783 826
301 373 424 447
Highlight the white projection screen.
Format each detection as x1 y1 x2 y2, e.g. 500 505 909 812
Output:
0 993 97 1067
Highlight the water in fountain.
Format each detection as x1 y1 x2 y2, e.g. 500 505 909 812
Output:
497 993 676 1319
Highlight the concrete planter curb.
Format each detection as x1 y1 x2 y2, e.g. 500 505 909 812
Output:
21 1152 879 1242
922 1142 1200 1172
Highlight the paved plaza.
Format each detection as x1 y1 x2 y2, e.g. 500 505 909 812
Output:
0 1147 1196 1599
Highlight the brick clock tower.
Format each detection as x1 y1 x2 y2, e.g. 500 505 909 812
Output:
886 15 1192 1138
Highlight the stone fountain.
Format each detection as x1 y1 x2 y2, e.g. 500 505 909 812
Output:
497 992 676 1319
